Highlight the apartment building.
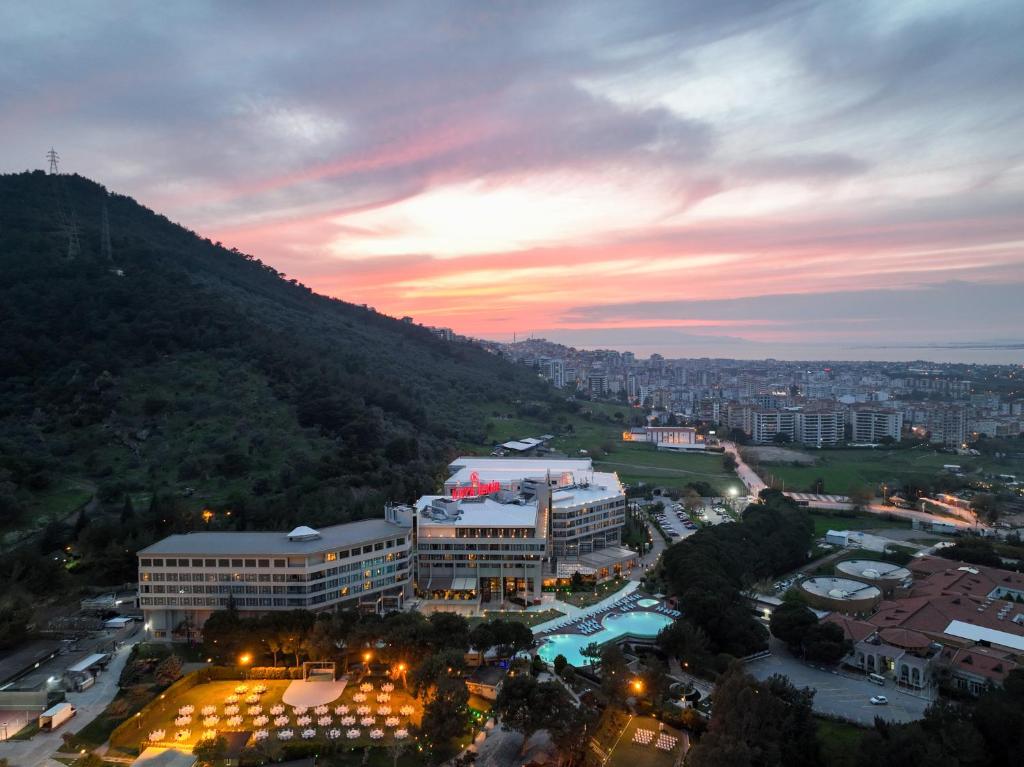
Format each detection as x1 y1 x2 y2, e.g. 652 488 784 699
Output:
850 406 904 443
796 406 846 447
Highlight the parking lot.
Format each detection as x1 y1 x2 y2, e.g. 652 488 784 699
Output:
650 498 741 543
651 503 699 542
746 641 931 725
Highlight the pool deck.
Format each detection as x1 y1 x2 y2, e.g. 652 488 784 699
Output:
532 581 640 633
534 589 680 640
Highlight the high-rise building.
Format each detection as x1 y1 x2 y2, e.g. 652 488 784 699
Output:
851 407 903 443
797 406 846 447
587 372 609 396
550 359 566 388
924 405 967 448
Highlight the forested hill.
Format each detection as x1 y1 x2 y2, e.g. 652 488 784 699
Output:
0 170 552 544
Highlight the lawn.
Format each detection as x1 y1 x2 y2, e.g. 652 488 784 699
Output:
459 405 741 496
753 446 1024 495
555 578 631 608
816 717 868 767
595 444 740 496
605 714 686 767
808 510 912 538
109 676 423 755
467 609 565 628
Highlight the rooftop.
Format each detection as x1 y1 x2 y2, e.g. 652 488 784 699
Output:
801 577 881 601
414 495 540 529
138 519 405 556
446 457 608 487
836 559 912 581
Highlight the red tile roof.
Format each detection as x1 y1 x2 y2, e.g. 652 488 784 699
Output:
939 645 1019 683
823 613 877 643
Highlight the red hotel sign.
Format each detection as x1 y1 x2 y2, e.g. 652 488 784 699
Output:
451 471 501 500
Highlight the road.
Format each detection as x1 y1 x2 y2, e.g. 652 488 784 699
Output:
1 639 140 767
747 639 930 725
801 499 974 529
629 521 668 581
722 441 766 496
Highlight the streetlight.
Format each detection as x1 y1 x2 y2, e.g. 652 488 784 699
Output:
631 679 644 695
239 653 252 666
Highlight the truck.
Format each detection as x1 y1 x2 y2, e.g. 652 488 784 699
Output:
39 702 76 730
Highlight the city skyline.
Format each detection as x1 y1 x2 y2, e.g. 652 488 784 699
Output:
3 1 1023 362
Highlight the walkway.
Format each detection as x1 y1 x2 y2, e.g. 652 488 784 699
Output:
533 581 641 633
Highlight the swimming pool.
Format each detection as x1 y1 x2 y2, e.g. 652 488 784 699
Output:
637 598 660 608
537 610 674 667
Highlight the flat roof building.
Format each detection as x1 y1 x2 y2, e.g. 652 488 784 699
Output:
138 521 412 640
138 457 628 631
799 576 882 614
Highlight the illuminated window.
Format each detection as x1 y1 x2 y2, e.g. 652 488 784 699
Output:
325 552 337 562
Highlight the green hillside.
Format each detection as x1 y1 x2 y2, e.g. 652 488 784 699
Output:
0 171 553 560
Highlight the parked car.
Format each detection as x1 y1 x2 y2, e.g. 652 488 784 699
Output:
870 696 888 705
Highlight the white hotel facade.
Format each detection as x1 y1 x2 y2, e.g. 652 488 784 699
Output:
138 457 631 635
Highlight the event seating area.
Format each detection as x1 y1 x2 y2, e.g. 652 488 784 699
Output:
144 679 415 749
633 728 679 752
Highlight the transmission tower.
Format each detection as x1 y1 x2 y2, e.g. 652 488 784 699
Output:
46 147 80 259
100 202 112 262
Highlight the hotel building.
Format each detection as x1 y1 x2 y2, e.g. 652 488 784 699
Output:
138 457 630 632
138 520 412 639
396 457 629 606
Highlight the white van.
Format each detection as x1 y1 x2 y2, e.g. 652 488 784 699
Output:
868 673 886 686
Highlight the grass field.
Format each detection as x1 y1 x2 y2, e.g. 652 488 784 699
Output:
464 405 741 495
605 714 685 767
753 446 1024 495
807 509 913 537
111 677 422 754
816 717 868 767
595 444 740 496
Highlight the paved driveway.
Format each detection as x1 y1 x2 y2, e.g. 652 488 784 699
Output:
0 638 141 767
746 643 930 725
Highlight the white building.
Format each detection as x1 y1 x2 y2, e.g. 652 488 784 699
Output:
138 521 412 638
850 407 903 443
139 457 630 628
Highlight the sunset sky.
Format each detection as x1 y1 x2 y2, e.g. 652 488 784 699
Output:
3 1 1023 361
